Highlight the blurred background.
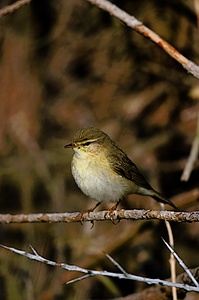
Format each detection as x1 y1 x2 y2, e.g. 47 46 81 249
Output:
0 0 199 299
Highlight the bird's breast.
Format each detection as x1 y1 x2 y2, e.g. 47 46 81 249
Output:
71 152 130 202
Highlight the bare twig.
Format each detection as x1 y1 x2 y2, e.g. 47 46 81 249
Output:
161 202 177 300
86 0 199 79
105 252 128 277
114 267 199 300
163 238 199 288
165 220 177 300
1 244 199 293
181 111 199 181
0 0 31 17
0 210 198 224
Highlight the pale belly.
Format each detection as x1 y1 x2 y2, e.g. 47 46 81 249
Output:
71 154 132 203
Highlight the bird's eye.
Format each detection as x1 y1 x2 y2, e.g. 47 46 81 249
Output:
83 141 91 146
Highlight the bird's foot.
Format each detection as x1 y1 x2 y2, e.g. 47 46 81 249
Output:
78 201 102 225
105 200 121 224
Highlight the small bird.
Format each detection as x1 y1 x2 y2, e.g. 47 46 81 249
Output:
64 127 176 212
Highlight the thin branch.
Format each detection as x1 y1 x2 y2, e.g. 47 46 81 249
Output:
181 111 199 181
114 267 199 300
105 252 128 277
67 274 93 285
164 219 177 300
161 202 177 300
86 0 199 79
0 210 199 224
0 0 31 17
163 238 199 288
1 244 199 293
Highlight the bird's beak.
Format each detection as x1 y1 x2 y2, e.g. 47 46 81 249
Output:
64 143 76 149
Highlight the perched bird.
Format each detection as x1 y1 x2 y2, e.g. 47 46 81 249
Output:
64 127 176 211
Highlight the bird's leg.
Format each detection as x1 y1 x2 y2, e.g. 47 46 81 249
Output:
90 201 103 212
78 201 102 224
105 199 121 224
109 199 121 212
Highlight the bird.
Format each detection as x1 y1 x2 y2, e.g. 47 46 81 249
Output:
64 127 176 212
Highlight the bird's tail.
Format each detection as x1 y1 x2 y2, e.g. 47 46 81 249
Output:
151 190 177 209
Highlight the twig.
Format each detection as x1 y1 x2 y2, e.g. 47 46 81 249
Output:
1 244 199 293
181 111 199 181
161 202 177 300
162 239 199 288
0 0 31 17
113 267 199 300
0 210 198 224
105 252 128 277
164 220 177 300
67 274 93 285
86 0 199 79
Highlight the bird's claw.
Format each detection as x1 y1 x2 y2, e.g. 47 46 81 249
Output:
104 202 121 224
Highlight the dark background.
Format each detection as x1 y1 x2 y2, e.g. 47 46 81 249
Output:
0 0 199 299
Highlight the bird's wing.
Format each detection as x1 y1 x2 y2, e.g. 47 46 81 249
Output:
109 152 152 190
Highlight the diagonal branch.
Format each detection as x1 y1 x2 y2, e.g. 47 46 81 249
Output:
87 0 199 79
163 238 199 288
0 0 31 17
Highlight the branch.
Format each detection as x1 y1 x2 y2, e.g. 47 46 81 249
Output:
114 267 199 300
0 209 199 224
1 244 198 294
119 242 199 299
0 0 31 17
86 0 199 79
164 216 177 300
162 238 199 288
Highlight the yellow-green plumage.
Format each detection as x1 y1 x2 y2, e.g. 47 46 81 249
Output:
65 127 176 209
